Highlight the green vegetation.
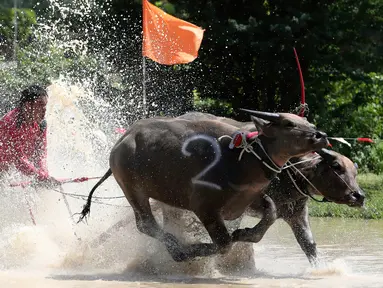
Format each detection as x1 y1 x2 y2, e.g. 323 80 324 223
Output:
309 173 383 219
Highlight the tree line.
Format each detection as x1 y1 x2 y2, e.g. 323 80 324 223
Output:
0 0 382 172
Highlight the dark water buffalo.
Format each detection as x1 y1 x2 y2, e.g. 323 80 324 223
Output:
78 110 328 262
175 112 365 265
245 149 365 265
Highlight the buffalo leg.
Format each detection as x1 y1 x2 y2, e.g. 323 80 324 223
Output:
122 184 232 261
159 205 233 261
283 203 319 266
131 203 189 262
231 194 277 243
117 182 188 262
179 209 233 259
90 202 162 247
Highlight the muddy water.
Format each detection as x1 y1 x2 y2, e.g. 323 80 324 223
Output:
1 206 383 288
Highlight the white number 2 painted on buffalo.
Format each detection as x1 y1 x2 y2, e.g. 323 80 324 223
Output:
181 134 222 190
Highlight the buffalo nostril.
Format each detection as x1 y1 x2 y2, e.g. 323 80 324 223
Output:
353 192 365 201
315 131 327 139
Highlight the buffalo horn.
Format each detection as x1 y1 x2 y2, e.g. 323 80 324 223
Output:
240 108 280 122
316 148 335 163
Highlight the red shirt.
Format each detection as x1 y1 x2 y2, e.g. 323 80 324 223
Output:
0 108 48 180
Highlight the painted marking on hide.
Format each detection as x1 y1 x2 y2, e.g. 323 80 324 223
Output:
181 134 222 190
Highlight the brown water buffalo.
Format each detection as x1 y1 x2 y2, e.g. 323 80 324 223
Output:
77 110 329 262
174 112 365 265
245 149 365 265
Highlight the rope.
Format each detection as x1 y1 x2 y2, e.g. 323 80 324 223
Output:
50 188 131 208
283 155 322 169
286 158 360 204
90 199 131 208
330 168 357 194
293 103 309 117
51 188 125 200
218 134 321 173
285 167 328 203
219 132 332 204
219 134 282 173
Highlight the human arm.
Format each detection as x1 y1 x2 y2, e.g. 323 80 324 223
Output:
32 119 48 176
14 154 49 180
15 121 58 185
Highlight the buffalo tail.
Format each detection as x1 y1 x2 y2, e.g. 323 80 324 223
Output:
76 168 112 223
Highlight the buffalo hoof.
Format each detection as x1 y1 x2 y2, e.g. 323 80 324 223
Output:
310 257 320 268
163 233 188 262
169 248 189 262
231 228 257 243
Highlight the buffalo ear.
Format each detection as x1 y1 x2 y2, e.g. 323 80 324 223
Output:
251 116 273 137
317 148 336 163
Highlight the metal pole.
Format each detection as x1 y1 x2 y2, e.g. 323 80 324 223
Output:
24 192 36 226
60 186 81 240
142 56 147 117
13 0 18 67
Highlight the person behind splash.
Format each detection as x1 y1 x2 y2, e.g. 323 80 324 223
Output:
0 84 60 186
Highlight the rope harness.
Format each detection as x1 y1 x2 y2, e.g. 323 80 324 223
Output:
219 132 282 173
218 130 348 203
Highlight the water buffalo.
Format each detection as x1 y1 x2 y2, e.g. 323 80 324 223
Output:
245 149 365 265
77 110 328 262
174 112 365 265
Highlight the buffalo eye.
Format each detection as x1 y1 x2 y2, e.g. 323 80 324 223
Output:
331 161 341 170
283 120 295 128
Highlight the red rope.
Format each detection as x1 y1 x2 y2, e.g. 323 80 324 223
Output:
357 137 375 143
293 47 306 117
9 176 102 188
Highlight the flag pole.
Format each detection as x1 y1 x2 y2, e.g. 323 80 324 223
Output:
141 0 204 118
14 0 18 68
142 0 147 118
142 56 147 117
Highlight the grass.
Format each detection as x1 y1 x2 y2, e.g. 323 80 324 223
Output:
309 173 383 219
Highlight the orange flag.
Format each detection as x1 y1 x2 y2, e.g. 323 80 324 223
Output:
142 0 204 65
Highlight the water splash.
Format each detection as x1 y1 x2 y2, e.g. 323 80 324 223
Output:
306 258 351 276
0 225 61 270
1 0 191 276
